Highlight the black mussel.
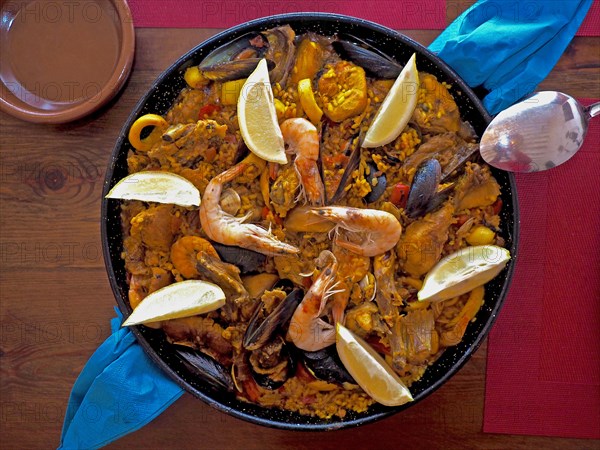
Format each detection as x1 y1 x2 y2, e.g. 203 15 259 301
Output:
243 288 303 351
200 31 268 67
406 158 442 218
249 336 295 389
197 28 291 82
200 58 275 81
332 35 403 79
174 345 235 393
211 242 267 274
364 161 387 203
302 347 355 385
440 142 480 182
198 31 270 81
327 135 361 204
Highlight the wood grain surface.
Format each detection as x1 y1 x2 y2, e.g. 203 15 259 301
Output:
1 22 598 450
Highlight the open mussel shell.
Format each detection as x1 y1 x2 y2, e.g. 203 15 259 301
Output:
173 345 235 393
333 34 403 79
302 346 355 385
199 31 267 67
198 31 271 81
440 142 480 182
405 158 442 218
211 242 267 274
364 161 387 204
249 336 296 390
200 58 276 82
243 287 303 351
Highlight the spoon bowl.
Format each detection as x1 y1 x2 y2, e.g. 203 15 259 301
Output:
480 92 600 172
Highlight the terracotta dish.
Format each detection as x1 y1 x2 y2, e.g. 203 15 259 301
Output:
0 0 135 123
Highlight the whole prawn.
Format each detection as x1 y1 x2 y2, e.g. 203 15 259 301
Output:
280 118 325 206
199 159 299 256
311 206 402 257
288 250 343 351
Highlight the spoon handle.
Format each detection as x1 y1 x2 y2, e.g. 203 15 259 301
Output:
586 102 600 119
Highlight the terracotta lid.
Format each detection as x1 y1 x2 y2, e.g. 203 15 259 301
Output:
0 0 135 123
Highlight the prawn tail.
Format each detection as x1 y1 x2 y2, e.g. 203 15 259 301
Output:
215 161 247 184
245 225 300 256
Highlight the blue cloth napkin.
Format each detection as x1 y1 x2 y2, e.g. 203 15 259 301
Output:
429 0 593 115
58 308 184 449
59 1 594 448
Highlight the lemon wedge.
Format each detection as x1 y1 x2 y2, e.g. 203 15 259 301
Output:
105 171 200 207
336 323 413 407
123 280 226 326
418 245 511 302
297 78 323 125
363 53 419 148
237 58 287 164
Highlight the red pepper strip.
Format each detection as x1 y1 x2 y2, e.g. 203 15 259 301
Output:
242 378 261 403
492 198 503 215
365 336 391 356
198 104 220 119
390 183 410 208
261 206 270 219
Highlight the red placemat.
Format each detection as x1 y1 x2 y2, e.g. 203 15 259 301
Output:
127 0 446 29
127 0 600 36
579 0 600 36
483 98 600 440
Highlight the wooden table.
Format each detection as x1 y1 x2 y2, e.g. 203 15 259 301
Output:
1 21 598 450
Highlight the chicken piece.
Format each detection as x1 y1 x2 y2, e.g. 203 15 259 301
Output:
122 236 147 275
318 61 368 122
412 73 461 135
397 201 455 277
389 309 436 371
454 163 501 211
129 204 180 252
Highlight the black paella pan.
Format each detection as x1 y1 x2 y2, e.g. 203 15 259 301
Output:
101 13 519 430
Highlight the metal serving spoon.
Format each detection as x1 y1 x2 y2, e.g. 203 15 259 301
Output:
479 92 600 173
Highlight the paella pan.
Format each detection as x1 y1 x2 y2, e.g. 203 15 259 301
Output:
101 13 518 430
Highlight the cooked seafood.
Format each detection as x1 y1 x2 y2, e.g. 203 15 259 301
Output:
280 118 326 206
288 250 341 352
117 25 507 419
311 206 402 257
199 156 300 256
